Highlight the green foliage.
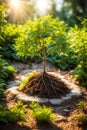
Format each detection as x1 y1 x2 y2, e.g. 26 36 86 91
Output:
47 54 69 70
0 4 6 26
0 35 5 42
0 58 17 80
47 52 78 70
68 24 87 64
76 114 87 123
77 101 85 111
0 58 17 97
76 101 87 124
0 104 16 123
0 79 6 98
0 4 22 61
10 101 27 122
0 24 22 60
19 70 36 91
71 64 87 86
29 101 40 110
82 19 87 28
15 15 68 71
29 102 56 123
0 101 27 123
0 58 9 79
7 65 17 77
68 21 87 86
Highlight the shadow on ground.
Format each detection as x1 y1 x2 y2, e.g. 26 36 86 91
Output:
0 122 31 130
36 121 62 130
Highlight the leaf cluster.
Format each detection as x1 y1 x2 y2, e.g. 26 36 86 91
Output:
0 24 22 60
77 101 85 111
0 101 27 123
15 15 68 59
76 114 87 123
0 58 17 97
0 58 17 80
68 21 87 86
76 101 87 124
19 70 36 91
29 102 56 123
68 24 87 64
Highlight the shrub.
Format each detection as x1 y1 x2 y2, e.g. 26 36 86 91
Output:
0 58 17 80
76 101 87 124
0 58 17 97
10 101 27 122
68 21 87 87
77 101 85 111
29 102 56 123
0 105 16 123
0 101 27 123
0 24 21 60
76 114 87 123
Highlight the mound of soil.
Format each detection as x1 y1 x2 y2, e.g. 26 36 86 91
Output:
20 71 71 98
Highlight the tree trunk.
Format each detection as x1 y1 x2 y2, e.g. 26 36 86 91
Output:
43 47 46 73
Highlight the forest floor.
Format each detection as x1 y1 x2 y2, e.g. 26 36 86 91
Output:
0 61 87 130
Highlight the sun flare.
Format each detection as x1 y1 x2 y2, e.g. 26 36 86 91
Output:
10 0 20 8
8 0 31 23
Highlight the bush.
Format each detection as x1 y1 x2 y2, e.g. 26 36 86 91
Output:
0 24 22 60
0 101 27 123
76 101 87 124
10 101 27 122
47 52 78 70
0 58 17 80
29 102 56 123
0 58 17 97
77 101 85 111
68 20 87 87
76 114 87 123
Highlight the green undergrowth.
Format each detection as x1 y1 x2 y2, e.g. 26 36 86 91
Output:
29 102 57 123
0 58 17 98
68 22 87 87
19 70 36 91
0 101 57 124
76 101 87 124
76 114 87 123
71 64 87 87
0 79 6 98
77 101 86 111
0 101 27 123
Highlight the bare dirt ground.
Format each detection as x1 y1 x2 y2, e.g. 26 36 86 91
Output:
0 62 87 130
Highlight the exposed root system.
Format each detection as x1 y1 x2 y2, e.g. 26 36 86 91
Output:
20 72 71 98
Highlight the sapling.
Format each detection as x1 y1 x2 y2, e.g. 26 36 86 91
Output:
15 15 70 98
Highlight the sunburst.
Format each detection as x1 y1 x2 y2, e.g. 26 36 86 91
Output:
8 0 32 23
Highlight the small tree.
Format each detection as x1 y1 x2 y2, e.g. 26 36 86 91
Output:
15 15 70 98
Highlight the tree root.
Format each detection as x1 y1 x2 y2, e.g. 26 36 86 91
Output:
20 72 71 98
